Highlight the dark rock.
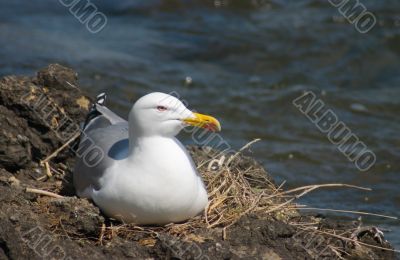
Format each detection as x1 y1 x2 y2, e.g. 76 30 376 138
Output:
35 64 78 90
0 106 32 171
48 197 104 237
0 64 90 172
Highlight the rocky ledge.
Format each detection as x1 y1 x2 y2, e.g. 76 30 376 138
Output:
0 64 396 259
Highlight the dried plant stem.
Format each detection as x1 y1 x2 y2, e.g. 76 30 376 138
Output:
26 188 64 199
227 138 261 165
223 191 265 229
99 223 106 245
35 175 47 181
41 132 80 164
264 183 371 201
44 161 52 177
297 226 400 253
291 207 398 220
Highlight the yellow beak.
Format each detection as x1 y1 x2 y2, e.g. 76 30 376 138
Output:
183 112 221 132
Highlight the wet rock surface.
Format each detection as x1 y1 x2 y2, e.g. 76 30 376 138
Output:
0 64 396 259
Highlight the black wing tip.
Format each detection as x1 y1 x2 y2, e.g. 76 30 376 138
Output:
96 92 107 106
72 92 108 151
82 92 107 131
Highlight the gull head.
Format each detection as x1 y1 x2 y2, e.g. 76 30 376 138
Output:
129 92 221 137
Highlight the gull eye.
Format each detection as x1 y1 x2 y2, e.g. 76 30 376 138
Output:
157 105 167 112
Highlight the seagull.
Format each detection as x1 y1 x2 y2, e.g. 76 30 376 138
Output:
73 92 221 225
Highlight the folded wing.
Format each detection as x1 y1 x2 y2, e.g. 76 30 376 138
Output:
73 93 129 198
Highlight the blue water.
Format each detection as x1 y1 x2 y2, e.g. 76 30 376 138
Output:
0 0 399 251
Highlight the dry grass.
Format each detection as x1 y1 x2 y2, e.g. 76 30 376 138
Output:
92 140 375 243
94 141 289 241
33 138 398 255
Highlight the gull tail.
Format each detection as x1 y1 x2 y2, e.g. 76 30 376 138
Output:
72 92 126 152
82 92 107 131
81 92 126 133
71 93 107 152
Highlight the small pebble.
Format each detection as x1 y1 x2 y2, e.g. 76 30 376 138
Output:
16 134 28 142
185 76 193 85
350 103 368 112
211 165 219 171
214 0 222 7
9 215 19 223
8 176 20 187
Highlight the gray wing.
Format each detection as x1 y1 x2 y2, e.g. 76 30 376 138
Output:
83 103 126 133
73 93 129 198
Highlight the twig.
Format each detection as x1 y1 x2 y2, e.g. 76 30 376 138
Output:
204 201 211 226
297 226 400 253
41 132 80 164
99 223 106 245
25 188 64 199
44 162 52 177
59 218 71 239
65 81 80 91
223 191 265 229
264 183 371 201
227 138 261 165
292 207 398 220
265 185 321 214
274 180 286 194
35 175 47 181
328 246 346 260
263 184 370 215
264 197 296 214
223 227 227 240
289 222 320 226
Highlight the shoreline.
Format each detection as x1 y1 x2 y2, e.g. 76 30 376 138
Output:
0 64 396 259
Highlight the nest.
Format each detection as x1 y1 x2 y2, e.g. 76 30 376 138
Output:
28 139 397 257
93 141 369 242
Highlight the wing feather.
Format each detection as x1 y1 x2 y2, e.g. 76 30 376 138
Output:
73 93 129 198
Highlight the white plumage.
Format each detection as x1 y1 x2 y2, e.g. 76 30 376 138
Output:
73 92 221 224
